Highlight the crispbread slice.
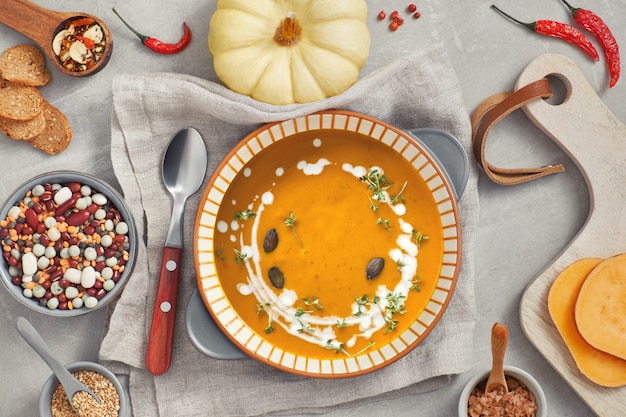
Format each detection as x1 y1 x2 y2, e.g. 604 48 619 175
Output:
0 110 46 140
0 78 43 121
0 44 51 87
27 101 72 154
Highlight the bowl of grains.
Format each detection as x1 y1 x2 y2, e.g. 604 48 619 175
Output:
39 361 129 417
0 171 137 316
458 365 547 417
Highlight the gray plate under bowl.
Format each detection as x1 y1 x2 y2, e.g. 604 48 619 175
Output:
185 128 469 360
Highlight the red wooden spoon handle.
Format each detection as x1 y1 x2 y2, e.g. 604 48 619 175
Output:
145 246 183 375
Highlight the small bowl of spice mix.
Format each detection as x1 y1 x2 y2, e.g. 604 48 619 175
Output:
0 171 137 316
39 361 129 417
458 365 547 417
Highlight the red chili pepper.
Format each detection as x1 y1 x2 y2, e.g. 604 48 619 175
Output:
111 8 191 54
560 0 620 88
76 36 95 50
491 5 599 62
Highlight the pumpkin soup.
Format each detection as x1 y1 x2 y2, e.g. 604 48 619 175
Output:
211 128 445 359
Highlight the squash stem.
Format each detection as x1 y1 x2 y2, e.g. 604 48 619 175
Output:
274 11 301 46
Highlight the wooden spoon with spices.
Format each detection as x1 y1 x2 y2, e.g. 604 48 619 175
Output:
0 0 112 77
485 322 509 393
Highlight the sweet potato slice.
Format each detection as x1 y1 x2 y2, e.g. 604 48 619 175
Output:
549 257 626 387
575 253 626 361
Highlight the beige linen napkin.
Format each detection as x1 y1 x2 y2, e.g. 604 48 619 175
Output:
100 43 479 416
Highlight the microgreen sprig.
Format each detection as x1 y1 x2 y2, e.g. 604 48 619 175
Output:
284 212 303 247
324 340 347 354
256 302 274 334
389 181 408 204
303 296 324 310
412 230 429 247
325 340 375 357
411 277 422 292
214 242 226 261
234 248 247 264
360 169 393 201
234 209 256 220
376 217 390 230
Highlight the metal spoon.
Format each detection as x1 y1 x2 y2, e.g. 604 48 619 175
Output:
146 128 208 375
0 0 112 77
15 317 101 412
485 322 509 393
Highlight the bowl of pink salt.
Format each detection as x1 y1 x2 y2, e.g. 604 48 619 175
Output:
458 365 547 417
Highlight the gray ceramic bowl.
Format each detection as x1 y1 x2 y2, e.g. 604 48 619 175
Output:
0 171 137 316
458 365 547 417
39 361 129 417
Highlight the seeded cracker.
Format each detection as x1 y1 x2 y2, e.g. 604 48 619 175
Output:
0 110 46 140
27 100 72 154
0 77 44 121
0 44 51 87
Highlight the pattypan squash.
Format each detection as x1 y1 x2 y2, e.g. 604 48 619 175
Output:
208 0 371 105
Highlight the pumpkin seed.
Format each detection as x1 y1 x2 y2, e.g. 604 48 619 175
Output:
268 266 285 289
263 228 278 253
366 257 385 279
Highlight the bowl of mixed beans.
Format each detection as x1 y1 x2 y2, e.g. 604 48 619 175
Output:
0 171 137 316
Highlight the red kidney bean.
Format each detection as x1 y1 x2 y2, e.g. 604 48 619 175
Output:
83 225 95 236
59 302 68 310
21 226 33 236
36 223 46 234
59 279 70 289
44 200 55 211
11 276 21 285
54 241 63 252
87 288 97 296
95 289 107 300
114 234 126 244
44 290 54 299
87 203 99 214
8 256 17 266
66 210 91 226
25 208 38 229
32 202 43 214
42 280 51 289
68 182 81 193
50 269 63 281
57 293 67 303
38 234 50 246
55 192 81 214
40 191 52 201
94 280 103 289
69 259 79 269
14 223 23 234
94 261 106 272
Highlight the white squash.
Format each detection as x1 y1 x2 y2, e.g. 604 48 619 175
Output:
208 0 371 105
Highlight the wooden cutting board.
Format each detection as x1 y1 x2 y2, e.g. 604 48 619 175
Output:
518 54 626 416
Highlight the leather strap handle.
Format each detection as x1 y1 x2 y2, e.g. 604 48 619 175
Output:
471 78 565 185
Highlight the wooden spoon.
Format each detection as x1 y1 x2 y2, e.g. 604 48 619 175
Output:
485 322 509 393
0 0 112 77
